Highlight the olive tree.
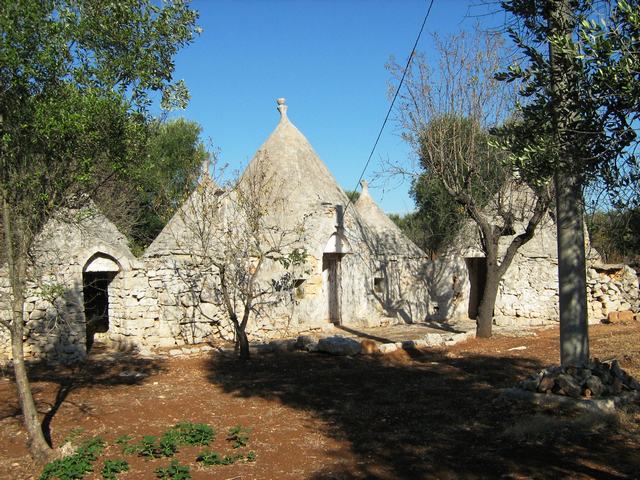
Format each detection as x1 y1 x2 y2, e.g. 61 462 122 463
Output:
496 0 640 365
175 155 308 360
0 0 199 460
388 28 551 338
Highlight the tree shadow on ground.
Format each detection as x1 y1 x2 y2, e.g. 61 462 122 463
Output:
0 344 166 447
206 349 639 479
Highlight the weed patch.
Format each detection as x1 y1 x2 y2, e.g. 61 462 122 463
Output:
155 460 191 480
165 422 215 446
196 451 243 466
227 425 250 449
101 459 129 480
40 437 105 480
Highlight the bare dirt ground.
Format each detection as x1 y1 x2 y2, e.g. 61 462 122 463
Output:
1 322 640 480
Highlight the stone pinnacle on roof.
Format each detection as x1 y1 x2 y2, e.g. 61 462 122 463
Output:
277 97 288 122
360 179 369 196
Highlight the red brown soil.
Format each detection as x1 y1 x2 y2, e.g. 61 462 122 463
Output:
1 323 640 480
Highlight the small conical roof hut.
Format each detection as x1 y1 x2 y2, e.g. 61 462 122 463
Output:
355 180 425 257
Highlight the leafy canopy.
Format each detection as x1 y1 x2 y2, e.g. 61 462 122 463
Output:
495 0 640 197
0 0 200 244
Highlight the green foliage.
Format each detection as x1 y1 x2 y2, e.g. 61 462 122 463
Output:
227 425 250 449
345 190 360 203
101 460 129 480
406 115 509 254
155 460 191 480
125 423 215 458
40 437 106 480
127 118 209 248
39 282 66 304
496 0 640 197
62 428 85 445
196 451 244 466
587 207 640 263
132 434 177 459
114 435 133 445
0 0 200 258
277 248 308 270
164 422 215 447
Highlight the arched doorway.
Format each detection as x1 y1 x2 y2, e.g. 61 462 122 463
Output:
83 253 120 351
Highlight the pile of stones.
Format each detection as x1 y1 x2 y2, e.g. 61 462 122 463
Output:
519 358 640 399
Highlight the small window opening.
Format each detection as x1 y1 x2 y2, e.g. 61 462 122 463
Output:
294 278 306 299
374 277 385 293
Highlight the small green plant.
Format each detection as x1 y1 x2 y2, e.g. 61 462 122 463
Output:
139 435 161 458
78 437 106 460
101 459 129 480
115 435 138 455
40 437 106 480
246 451 256 462
133 435 177 459
227 425 250 449
155 460 191 480
196 451 244 466
165 422 215 446
114 434 133 445
157 435 179 457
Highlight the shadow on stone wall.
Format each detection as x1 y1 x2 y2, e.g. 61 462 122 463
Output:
355 220 459 324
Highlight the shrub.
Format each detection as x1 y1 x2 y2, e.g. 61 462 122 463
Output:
155 460 191 480
40 437 106 480
101 459 129 480
227 425 250 449
196 451 243 466
165 422 215 446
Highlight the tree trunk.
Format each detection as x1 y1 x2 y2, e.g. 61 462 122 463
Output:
555 172 589 366
2 198 52 461
11 310 53 462
548 0 589 367
235 324 250 361
476 263 500 338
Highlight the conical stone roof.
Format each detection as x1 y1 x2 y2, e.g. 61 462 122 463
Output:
355 180 426 257
241 98 349 209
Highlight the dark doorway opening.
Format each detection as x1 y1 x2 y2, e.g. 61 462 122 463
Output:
323 253 342 325
465 257 487 320
83 271 116 352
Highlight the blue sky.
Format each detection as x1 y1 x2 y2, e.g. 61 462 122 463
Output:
169 0 504 214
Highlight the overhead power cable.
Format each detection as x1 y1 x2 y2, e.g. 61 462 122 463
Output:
345 0 435 213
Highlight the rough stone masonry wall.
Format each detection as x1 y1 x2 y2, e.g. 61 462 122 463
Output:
1 259 93 365
494 259 639 326
586 264 639 321
0 207 136 365
493 253 560 327
426 251 639 327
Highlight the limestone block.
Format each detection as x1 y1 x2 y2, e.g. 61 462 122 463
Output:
155 321 177 338
360 339 380 355
423 333 445 346
138 317 156 328
180 294 195 307
154 337 178 348
316 336 361 356
378 343 398 354
158 292 176 306
138 297 157 307
618 310 635 322
123 297 140 308
198 303 219 320
29 309 46 321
